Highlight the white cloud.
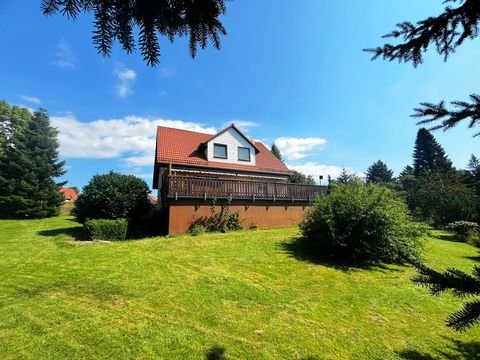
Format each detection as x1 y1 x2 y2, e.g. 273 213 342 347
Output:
223 120 260 133
53 39 76 69
274 136 327 161
159 67 175 77
51 114 216 168
20 95 41 105
287 162 356 182
114 66 137 97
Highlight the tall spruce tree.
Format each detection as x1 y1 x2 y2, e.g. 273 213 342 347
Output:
366 160 394 184
413 128 453 176
0 108 65 218
271 143 283 162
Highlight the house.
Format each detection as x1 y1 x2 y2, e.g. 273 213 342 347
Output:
59 187 78 202
153 124 327 234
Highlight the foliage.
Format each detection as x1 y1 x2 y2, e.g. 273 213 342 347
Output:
367 0 480 135
41 0 228 66
84 218 128 241
2 216 480 358
407 171 478 227
366 160 394 184
190 224 205 237
413 128 452 176
271 142 283 161
467 154 480 194
289 170 316 185
446 221 480 245
73 171 152 225
335 167 358 184
300 182 426 264
414 262 480 331
0 105 65 218
198 199 243 233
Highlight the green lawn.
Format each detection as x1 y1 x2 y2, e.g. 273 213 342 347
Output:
0 217 479 359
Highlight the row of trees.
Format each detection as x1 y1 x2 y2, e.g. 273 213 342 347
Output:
364 128 479 227
0 101 65 218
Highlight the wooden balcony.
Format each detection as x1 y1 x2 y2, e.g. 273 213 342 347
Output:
166 176 327 202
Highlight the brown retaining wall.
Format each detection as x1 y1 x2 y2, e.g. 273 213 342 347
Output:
167 199 312 234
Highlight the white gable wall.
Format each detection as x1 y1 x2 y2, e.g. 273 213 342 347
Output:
206 127 256 166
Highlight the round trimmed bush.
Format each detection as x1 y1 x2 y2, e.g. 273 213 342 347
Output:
300 181 426 264
73 171 152 224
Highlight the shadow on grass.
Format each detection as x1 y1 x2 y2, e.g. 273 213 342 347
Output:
398 339 480 360
432 232 462 242
279 236 404 273
205 346 226 360
37 226 87 241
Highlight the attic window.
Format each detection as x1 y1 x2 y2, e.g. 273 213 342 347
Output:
214 143 227 159
238 147 251 162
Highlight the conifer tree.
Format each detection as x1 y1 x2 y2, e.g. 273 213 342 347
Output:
366 160 394 184
336 168 356 184
271 143 283 162
413 128 453 176
0 108 65 218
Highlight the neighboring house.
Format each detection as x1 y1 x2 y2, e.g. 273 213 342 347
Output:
153 124 326 234
147 193 158 205
59 187 78 202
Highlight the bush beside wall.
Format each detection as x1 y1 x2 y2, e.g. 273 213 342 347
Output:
84 218 128 241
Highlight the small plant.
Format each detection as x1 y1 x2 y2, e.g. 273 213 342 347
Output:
84 218 128 241
191 224 205 236
203 199 243 233
446 221 480 246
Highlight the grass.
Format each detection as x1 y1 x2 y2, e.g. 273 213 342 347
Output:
1 217 480 359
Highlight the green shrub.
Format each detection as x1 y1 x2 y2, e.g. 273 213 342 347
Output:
84 218 128 241
73 171 152 224
191 224 205 236
300 182 426 264
199 200 243 233
446 221 480 246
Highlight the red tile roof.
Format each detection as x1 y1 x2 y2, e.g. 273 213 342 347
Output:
60 187 78 201
155 126 291 176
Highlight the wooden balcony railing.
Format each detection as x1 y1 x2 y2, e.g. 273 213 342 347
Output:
166 176 327 202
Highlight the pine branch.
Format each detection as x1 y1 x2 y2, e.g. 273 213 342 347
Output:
412 94 480 137
364 0 480 66
41 0 228 66
413 262 480 297
447 299 480 331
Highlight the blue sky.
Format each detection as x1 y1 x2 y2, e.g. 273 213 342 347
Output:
0 1 478 189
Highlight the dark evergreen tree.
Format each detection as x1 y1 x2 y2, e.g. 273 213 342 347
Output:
337 168 354 184
41 0 228 66
0 108 65 218
366 0 480 136
271 143 283 162
413 128 452 176
399 165 414 178
366 160 394 184
289 170 316 185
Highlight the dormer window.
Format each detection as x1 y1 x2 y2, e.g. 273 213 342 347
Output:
238 147 251 162
214 143 227 159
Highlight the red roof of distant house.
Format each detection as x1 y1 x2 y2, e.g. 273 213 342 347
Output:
155 126 291 176
148 193 157 204
60 187 78 201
